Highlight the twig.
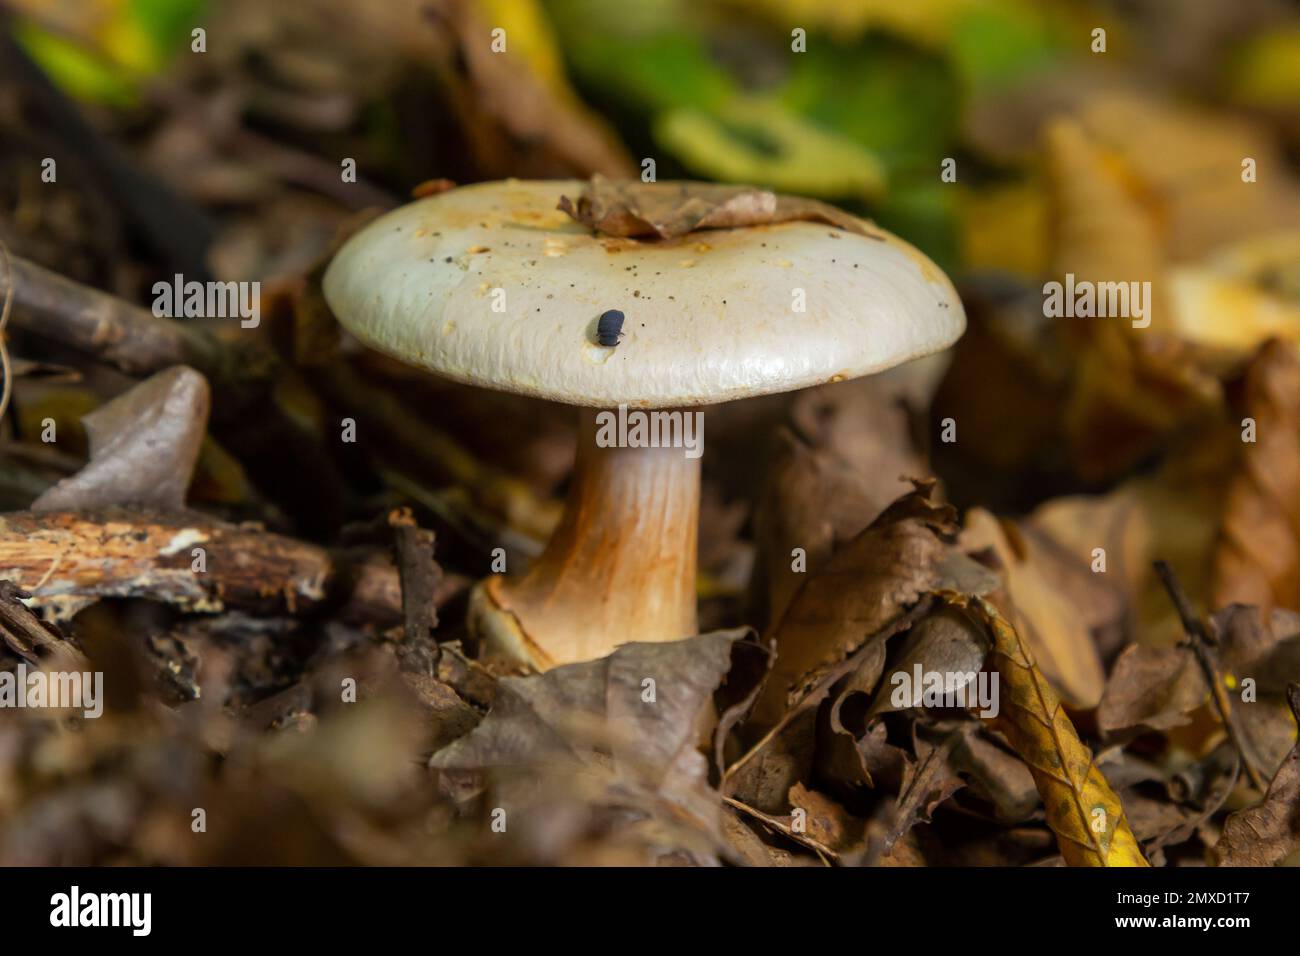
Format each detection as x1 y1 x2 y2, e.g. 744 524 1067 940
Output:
0 255 350 533
2 253 217 376
0 580 82 666
1153 560 1268 792
145 85 397 211
0 508 455 625
721 795 840 865
389 507 442 666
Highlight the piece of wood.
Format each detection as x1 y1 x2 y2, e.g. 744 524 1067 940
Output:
0 508 445 625
0 580 83 664
389 507 441 644
4 254 188 375
1154 560 1268 792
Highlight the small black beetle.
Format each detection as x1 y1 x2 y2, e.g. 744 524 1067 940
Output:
595 309 625 347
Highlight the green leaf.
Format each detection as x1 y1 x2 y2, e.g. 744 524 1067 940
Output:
12 20 137 107
779 34 961 173
949 5 1064 91
547 0 733 112
654 98 885 199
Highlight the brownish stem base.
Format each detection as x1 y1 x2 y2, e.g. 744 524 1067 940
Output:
474 407 700 668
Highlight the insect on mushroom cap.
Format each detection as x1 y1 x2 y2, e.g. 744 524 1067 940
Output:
596 309 625 347
322 179 965 408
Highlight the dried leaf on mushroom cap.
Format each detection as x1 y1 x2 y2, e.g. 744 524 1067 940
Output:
557 174 870 240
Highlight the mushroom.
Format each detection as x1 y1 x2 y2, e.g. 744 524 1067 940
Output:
323 180 964 669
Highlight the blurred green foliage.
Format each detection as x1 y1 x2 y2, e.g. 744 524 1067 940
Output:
14 0 207 106
542 0 1074 271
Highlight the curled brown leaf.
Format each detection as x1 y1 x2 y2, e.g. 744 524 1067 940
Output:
558 175 869 240
1213 338 1300 615
1215 685 1300 866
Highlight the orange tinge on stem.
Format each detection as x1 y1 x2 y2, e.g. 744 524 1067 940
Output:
472 407 700 669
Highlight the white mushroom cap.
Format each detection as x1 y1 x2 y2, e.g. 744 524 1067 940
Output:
323 180 964 408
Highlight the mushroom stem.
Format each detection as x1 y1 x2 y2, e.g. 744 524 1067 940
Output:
471 407 700 669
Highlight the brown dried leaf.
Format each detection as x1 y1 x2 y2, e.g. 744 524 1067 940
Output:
975 82 1300 259
866 606 989 719
758 374 934 626
753 426 893 628
424 0 633 179
400 673 481 753
753 483 963 728
1032 435 1232 648
949 727 1041 823
1215 604 1300 696
882 728 966 854
1214 604 1300 778
962 509 1107 708
32 366 210 513
1075 91 1300 264
727 706 821 817
1213 339 1300 614
1134 745 1240 864
1097 604 1300 779
558 175 868 240
817 640 894 791
1097 644 1208 735
1215 685 1300 866
726 605 928 813
430 630 762 864
788 782 867 856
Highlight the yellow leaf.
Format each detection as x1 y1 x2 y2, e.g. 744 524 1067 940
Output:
475 0 571 100
1168 233 1300 359
950 594 1149 866
1031 436 1232 649
1044 118 1221 479
1045 118 1169 329
654 99 886 200
1071 92 1300 264
960 509 1106 708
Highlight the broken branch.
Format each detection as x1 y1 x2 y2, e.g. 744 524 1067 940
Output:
0 508 453 625
1153 560 1269 792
